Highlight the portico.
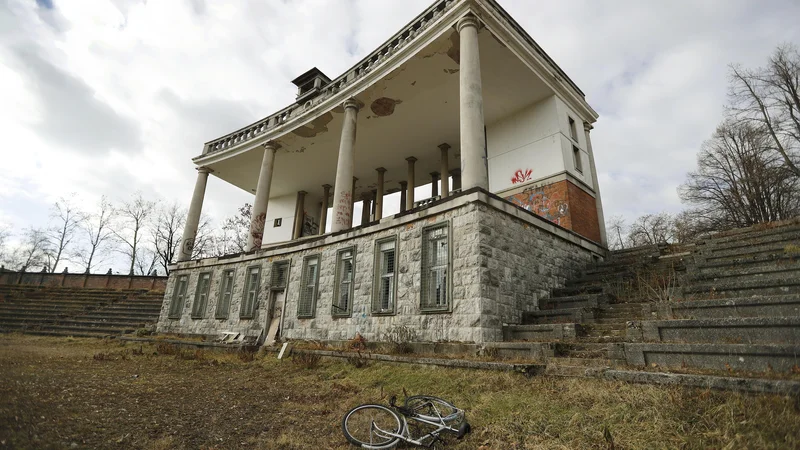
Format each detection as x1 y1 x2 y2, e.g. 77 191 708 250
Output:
162 0 607 345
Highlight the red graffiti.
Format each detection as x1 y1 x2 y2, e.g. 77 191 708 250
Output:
511 169 532 184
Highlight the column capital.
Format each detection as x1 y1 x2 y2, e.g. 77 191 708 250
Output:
197 167 213 174
457 14 480 32
406 156 418 163
297 190 308 196
361 191 373 200
376 167 387 174
583 122 594 132
263 140 281 151
438 143 451 151
449 168 461 176
430 171 440 178
399 180 408 187
322 184 332 190
343 98 362 111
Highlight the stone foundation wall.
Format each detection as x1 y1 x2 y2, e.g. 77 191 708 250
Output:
0 271 167 291
157 191 603 344
476 203 596 341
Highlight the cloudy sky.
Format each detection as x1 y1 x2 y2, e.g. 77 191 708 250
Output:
1 0 799 249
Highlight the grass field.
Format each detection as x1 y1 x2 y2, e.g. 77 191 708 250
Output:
0 334 799 449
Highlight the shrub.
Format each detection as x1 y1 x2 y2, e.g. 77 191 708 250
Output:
292 351 321 369
348 333 367 351
346 351 370 369
383 326 417 354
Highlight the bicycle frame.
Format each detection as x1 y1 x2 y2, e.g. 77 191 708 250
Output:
369 405 464 447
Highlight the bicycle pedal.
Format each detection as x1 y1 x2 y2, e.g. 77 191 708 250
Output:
456 421 471 439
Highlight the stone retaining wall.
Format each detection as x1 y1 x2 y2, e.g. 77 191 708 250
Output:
157 191 603 344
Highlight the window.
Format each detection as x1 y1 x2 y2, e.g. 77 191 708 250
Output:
373 238 397 314
573 145 583 173
191 272 212 319
568 116 579 142
215 269 235 319
333 248 356 317
297 255 320 318
274 218 282 227
421 224 450 312
168 275 189 319
240 266 261 319
270 261 290 290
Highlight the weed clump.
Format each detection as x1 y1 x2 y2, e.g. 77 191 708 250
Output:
292 351 321 369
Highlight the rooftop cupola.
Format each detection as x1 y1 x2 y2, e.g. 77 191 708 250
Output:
291 67 331 103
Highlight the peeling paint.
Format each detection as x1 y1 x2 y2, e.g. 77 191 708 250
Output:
411 81 417 86
444 68 459 74
292 112 333 138
370 97 403 117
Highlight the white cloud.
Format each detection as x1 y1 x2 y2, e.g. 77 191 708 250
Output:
1 0 799 264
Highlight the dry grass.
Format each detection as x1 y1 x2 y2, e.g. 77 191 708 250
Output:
0 334 798 449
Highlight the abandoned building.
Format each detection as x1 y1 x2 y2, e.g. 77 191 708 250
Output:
157 0 608 344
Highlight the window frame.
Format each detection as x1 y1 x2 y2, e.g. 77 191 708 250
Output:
190 271 212 319
572 145 583 173
215 269 236 319
332 247 356 317
420 221 452 313
239 265 262 319
568 116 579 142
297 254 320 318
372 236 398 315
270 261 290 291
168 274 189 319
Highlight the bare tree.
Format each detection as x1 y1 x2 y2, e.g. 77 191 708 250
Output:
679 121 800 230
76 196 116 273
729 44 800 177
7 228 50 272
114 192 156 276
45 197 85 272
0 225 10 268
606 215 628 250
216 203 251 255
627 213 675 247
152 202 212 275
134 245 158 276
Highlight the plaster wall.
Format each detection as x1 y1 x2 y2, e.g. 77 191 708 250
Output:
554 97 593 189
262 194 296 244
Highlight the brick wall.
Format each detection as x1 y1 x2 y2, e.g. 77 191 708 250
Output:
505 179 601 244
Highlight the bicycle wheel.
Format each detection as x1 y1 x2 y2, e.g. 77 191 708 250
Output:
342 404 403 449
404 395 462 424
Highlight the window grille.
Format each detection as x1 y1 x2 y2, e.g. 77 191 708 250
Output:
215 269 235 319
270 261 289 290
372 238 397 314
168 275 189 319
297 255 319 318
191 272 212 319
333 248 355 316
240 266 261 319
421 224 450 311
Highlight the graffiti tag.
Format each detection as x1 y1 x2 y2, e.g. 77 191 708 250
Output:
511 169 532 184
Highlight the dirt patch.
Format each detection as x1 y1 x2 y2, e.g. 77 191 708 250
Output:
1 335 799 449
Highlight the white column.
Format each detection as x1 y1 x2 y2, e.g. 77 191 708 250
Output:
375 168 386 220
319 184 331 235
247 141 279 251
331 99 360 232
406 156 417 210
293 190 307 239
457 14 488 191
360 192 372 226
177 167 211 262
430 172 440 197
439 143 450 198
584 123 608 247
399 181 408 213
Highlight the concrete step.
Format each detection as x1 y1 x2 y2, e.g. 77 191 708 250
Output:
522 308 596 325
555 342 610 358
700 231 800 256
485 342 554 360
622 342 800 373
552 285 604 297
11 329 117 339
700 221 800 246
37 324 135 334
691 261 800 283
82 312 160 320
502 323 581 341
702 239 800 261
642 294 800 320
685 277 800 299
626 317 800 344
50 318 153 328
704 247 798 265
539 294 608 310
